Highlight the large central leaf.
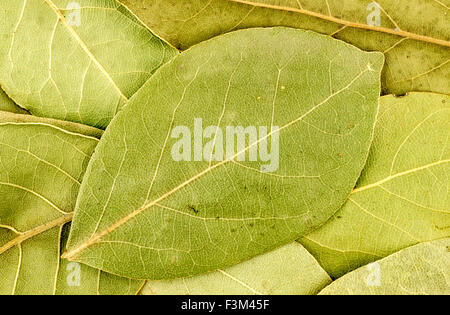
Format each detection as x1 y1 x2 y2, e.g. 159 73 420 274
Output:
119 0 450 95
65 27 383 279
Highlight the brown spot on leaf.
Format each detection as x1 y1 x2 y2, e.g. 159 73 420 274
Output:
187 204 198 214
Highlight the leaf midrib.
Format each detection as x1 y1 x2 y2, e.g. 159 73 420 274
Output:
0 213 73 256
64 66 375 259
66 158 449 260
0 182 69 215
1 213 145 295
217 269 264 294
226 0 450 47
352 159 450 193
43 0 128 101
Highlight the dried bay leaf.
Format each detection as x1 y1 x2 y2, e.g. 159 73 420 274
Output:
319 238 450 295
0 119 141 294
299 92 450 278
65 28 383 279
0 0 177 128
119 0 450 95
141 242 331 295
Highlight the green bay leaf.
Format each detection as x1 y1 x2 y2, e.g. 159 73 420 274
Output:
319 238 450 295
0 0 177 128
119 0 450 95
65 27 383 280
0 119 141 294
142 242 331 295
299 92 450 279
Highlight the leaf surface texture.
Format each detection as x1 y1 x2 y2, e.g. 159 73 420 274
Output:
0 119 141 294
0 88 28 114
299 92 450 278
319 238 450 294
0 0 177 128
65 28 383 279
119 0 450 95
142 242 331 295
0 111 104 139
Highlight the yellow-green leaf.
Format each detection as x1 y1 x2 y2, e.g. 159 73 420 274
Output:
0 119 141 294
56 224 143 295
119 0 450 95
65 28 383 280
142 242 331 295
0 111 104 139
299 92 450 278
0 88 28 115
319 238 450 295
0 0 177 128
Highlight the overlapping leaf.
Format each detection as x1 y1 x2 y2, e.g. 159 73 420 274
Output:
299 92 450 278
119 0 450 95
65 28 383 279
56 224 143 295
0 116 141 294
0 88 28 114
319 238 450 295
142 242 331 295
0 0 177 128
0 111 103 139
